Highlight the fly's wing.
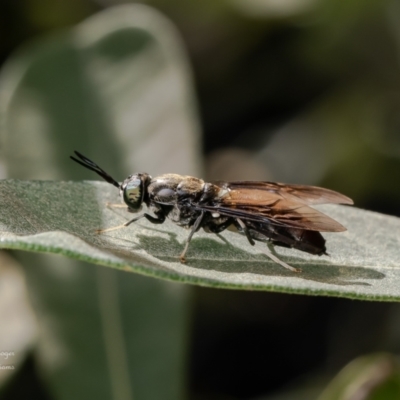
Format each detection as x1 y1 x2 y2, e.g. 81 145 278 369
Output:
225 181 353 205
195 182 352 232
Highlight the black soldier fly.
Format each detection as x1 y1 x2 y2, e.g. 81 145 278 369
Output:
71 151 353 272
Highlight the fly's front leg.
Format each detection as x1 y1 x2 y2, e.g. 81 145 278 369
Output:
180 211 204 263
105 202 126 209
96 213 165 234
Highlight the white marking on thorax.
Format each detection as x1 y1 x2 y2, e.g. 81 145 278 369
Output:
217 188 230 198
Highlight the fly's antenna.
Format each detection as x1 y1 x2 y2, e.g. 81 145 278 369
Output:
70 151 120 189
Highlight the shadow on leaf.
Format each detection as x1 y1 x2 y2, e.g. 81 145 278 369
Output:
100 227 385 287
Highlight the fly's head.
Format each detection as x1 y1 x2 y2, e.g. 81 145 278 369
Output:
121 173 151 212
70 151 152 212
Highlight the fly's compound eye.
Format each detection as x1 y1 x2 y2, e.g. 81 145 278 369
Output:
122 176 144 211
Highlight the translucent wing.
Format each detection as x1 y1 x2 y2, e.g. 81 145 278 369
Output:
195 182 352 232
223 181 353 205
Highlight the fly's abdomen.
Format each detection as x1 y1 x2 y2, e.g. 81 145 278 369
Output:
237 220 327 255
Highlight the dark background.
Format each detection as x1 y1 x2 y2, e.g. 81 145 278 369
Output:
2 1 400 399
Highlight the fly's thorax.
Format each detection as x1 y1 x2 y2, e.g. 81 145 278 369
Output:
120 172 151 211
177 176 205 196
148 174 205 204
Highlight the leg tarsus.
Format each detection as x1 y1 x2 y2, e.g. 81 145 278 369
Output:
260 244 301 272
105 202 126 209
95 214 145 234
95 223 127 234
96 213 164 234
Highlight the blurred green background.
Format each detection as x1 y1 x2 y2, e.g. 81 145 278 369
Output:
1 0 400 399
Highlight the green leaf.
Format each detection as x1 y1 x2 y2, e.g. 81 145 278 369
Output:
1 179 399 301
318 353 400 400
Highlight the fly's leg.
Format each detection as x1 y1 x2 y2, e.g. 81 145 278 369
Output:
96 213 165 234
236 218 255 246
235 218 300 273
105 203 126 208
95 214 144 234
180 212 204 263
259 245 301 273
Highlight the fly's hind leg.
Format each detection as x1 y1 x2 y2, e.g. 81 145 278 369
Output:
260 244 300 273
236 218 255 246
235 218 300 273
180 212 204 263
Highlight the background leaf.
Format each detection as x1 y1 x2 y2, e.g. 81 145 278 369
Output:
0 5 201 399
317 353 400 400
